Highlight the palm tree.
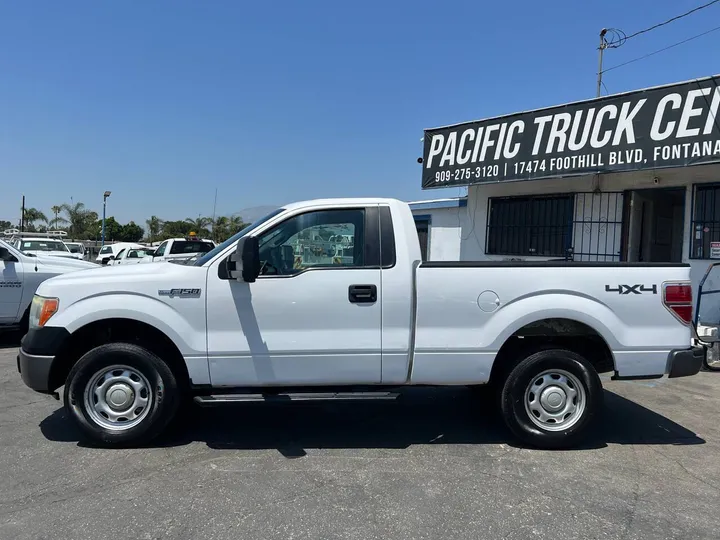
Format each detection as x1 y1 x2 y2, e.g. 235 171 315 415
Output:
61 202 91 240
145 215 163 243
184 216 211 237
228 215 247 236
22 207 48 230
49 205 69 230
211 216 229 242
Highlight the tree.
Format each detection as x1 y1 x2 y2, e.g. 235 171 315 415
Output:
211 216 229 243
145 216 162 243
0 219 12 231
62 202 93 240
184 217 211 238
96 216 123 242
161 220 193 239
49 205 68 229
120 221 144 242
228 215 247 236
22 208 48 229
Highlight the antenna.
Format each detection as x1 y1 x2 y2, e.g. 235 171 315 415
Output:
211 188 218 241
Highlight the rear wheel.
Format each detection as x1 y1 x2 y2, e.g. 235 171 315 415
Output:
64 342 180 447
500 348 603 449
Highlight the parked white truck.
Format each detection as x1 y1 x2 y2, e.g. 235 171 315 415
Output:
18 198 705 448
140 235 215 265
1 239 97 332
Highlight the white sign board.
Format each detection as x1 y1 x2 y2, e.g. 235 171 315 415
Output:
711 242 720 259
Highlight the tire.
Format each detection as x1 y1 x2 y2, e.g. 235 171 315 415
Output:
703 347 720 371
500 348 603 449
63 342 180 447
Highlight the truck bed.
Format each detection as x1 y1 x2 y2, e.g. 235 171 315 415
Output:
411 261 692 384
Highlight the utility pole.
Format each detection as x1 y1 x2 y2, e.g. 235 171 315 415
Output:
20 195 25 232
596 28 607 97
102 191 111 247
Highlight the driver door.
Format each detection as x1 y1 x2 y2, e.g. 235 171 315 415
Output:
206 206 382 386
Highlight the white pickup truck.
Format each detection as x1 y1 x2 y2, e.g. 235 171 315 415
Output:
0 240 96 332
140 236 216 265
18 198 705 449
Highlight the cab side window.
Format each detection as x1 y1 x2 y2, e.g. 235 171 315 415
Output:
154 242 168 257
256 209 365 276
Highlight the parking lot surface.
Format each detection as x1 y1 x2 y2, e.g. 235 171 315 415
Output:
1 339 719 540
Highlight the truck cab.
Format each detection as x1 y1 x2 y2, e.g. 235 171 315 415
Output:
142 235 215 265
0 239 96 330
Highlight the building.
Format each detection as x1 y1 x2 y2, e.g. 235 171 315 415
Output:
416 74 720 323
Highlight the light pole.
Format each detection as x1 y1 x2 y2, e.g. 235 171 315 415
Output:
101 191 112 246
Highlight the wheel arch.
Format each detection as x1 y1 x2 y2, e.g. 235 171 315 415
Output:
49 318 191 393
489 317 615 386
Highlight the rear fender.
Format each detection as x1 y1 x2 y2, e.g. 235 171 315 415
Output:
485 294 622 353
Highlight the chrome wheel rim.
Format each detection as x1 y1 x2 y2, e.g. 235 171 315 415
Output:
524 369 586 432
83 365 153 431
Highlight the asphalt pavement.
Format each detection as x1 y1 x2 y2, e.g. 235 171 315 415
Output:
1 336 719 540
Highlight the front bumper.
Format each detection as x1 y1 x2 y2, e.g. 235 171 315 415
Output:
17 327 70 394
667 346 705 378
18 349 55 393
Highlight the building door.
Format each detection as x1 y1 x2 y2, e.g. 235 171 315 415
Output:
625 188 685 263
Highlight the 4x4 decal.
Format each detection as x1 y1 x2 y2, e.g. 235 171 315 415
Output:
605 284 658 295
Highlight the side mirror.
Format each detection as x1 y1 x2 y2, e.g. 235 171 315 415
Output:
235 236 260 282
0 247 18 262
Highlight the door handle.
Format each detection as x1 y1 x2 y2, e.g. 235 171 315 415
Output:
348 284 377 304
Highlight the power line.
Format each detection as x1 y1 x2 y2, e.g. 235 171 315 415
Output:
602 24 720 73
606 0 720 46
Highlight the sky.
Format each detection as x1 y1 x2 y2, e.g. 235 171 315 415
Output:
1 0 719 228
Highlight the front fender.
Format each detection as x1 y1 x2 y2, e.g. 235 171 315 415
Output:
46 293 206 357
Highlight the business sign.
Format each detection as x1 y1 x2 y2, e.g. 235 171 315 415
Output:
422 75 720 189
711 242 720 259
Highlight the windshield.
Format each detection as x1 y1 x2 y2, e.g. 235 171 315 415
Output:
66 243 84 253
21 240 70 252
99 246 113 255
170 240 215 255
193 208 284 266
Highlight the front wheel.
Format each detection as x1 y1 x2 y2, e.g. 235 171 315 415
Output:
64 343 180 447
500 348 603 449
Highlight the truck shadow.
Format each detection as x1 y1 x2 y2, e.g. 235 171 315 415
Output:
39 387 705 454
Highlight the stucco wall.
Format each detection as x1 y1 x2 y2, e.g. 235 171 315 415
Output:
410 206 467 261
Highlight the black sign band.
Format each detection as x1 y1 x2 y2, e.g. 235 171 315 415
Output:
422 75 720 189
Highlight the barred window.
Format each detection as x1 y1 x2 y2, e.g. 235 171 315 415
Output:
486 195 573 257
690 184 720 259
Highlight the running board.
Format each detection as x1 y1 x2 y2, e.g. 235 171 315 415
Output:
194 391 399 406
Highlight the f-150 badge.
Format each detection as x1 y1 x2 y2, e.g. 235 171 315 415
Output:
158 288 201 297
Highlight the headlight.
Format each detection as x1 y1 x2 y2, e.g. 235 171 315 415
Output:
29 295 59 329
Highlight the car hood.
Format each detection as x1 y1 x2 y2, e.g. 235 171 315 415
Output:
35 256 98 271
36 261 207 301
